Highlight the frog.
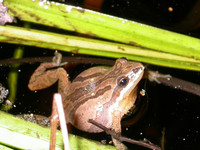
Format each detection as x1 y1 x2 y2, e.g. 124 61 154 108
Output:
28 52 144 150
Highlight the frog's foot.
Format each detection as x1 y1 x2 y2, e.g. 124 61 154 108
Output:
112 136 127 150
52 51 68 67
28 51 70 91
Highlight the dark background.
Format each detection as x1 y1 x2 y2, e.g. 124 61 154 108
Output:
0 0 200 150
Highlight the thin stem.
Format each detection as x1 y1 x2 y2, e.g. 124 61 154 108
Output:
54 93 70 150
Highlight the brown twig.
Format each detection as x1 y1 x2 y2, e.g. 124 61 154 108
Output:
0 56 114 66
1 57 199 96
88 119 161 150
147 70 200 96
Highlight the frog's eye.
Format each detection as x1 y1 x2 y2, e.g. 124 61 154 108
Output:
117 76 129 87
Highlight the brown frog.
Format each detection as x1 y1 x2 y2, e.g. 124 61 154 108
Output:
28 52 144 150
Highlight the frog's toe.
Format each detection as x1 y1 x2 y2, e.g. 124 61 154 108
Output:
53 51 62 66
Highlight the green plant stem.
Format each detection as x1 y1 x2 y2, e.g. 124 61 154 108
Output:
4 0 200 60
0 25 200 71
1 47 24 111
0 111 116 150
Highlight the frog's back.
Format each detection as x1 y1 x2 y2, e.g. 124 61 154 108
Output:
63 67 109 125
67 66 109 96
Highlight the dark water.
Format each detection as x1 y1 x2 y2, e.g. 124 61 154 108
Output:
0 0 200 150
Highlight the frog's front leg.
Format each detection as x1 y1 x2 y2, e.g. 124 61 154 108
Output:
28 52 70 97
112 111 127 150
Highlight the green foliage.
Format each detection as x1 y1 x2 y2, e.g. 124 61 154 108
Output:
0 111 116 150
0 0 200 71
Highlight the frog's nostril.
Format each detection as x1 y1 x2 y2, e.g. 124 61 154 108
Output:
132 67 140 73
